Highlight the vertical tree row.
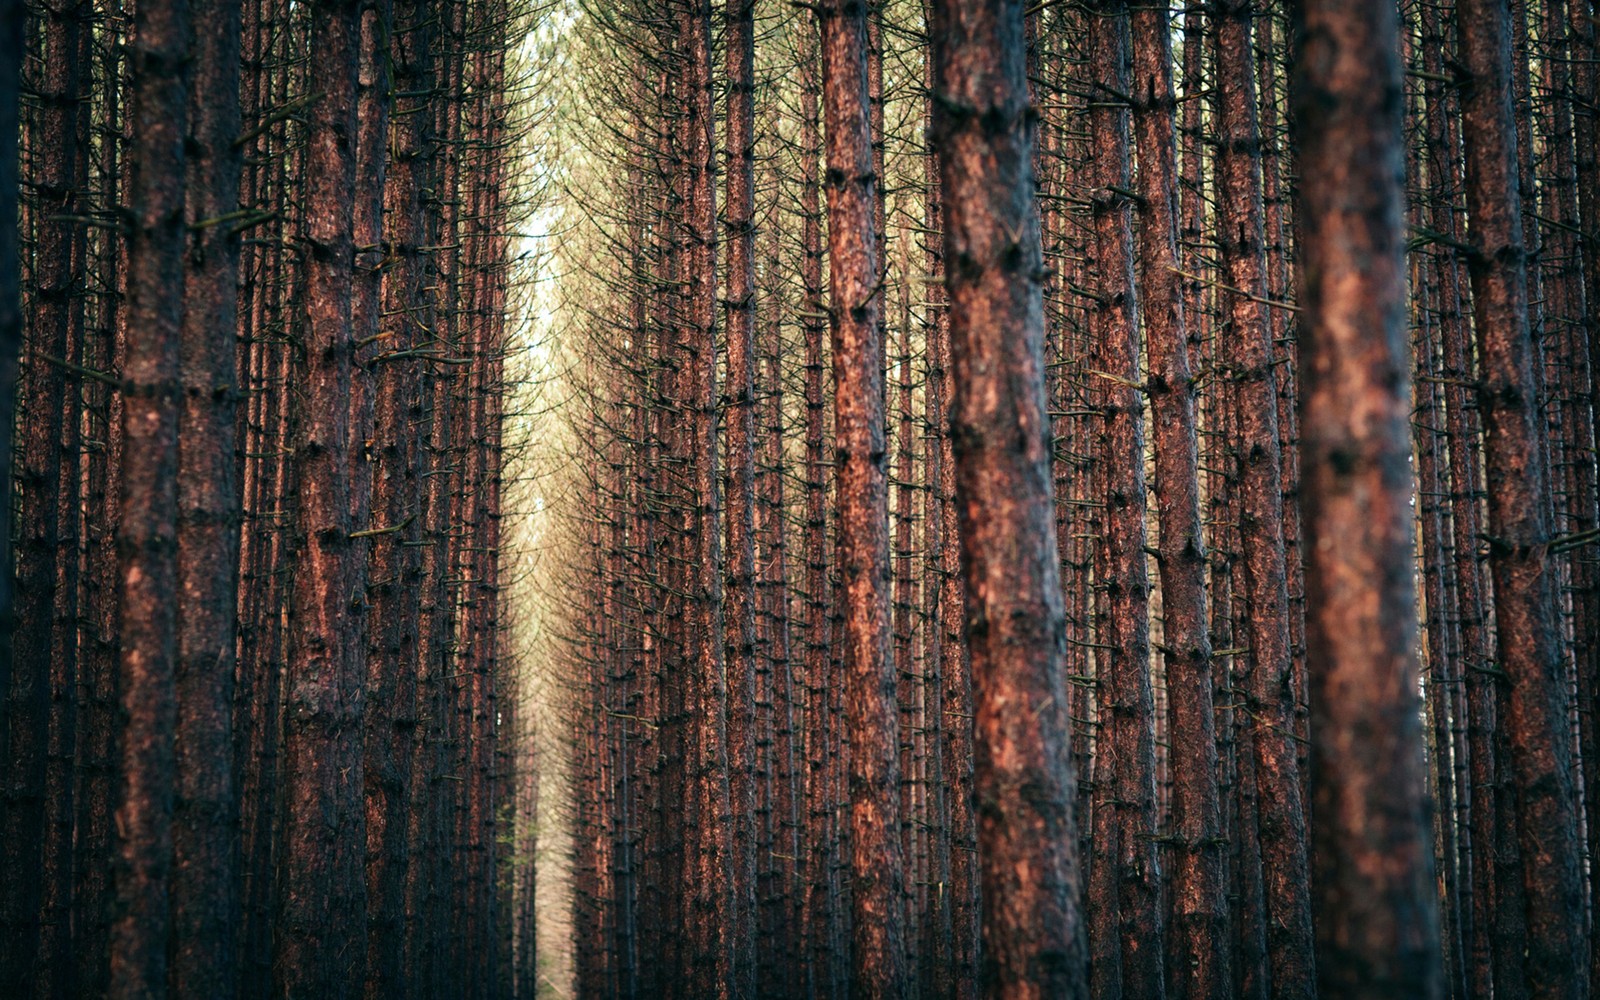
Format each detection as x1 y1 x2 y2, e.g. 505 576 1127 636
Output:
1 0 542 994
552 0 1600 996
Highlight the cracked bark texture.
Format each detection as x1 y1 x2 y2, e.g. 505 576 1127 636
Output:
275 0 368 990
931 1 1088 996
1128 7 1230 997
818 2 906 995
1210 3 1316 993
1454 0 1590 995
110 0 188 991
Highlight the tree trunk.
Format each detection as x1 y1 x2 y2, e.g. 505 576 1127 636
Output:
109 0 188 989
797 14 838 991
1290 0 1444 991
3 0 84 984
172 0 244 989
723 3 760 994
1128 7 1231 996
818 2 905 994
275 0 368 988
1209 4 1316 992
1454 0 1591 995
1083 6 1165 995
365 1 430 994
930 1 1089 995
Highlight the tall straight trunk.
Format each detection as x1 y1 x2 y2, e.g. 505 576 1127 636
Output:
755 206 799 998
930 1 1088 996
1577 5 1600 986
1411 3 1503 991
1402 26 1465 985
0 0 20 871
892 265 920 974
109 0 188 989
722 2 760 994
172 0 244 990
1454 0 1590 995
1083 6 1165 996
917 28 957 988
456 39 505 986
275 0 368 990
1128 7 1230 997
797 13 837 989
1533 10 1599 977
817 2 904 994
1255 12 1306 773
235 0 296 981
1209 4 1316 993
922 9 980 993
676 1 733 994
74 14 124 991
1290 0 1444 992
3 0 83 984
37 2 89 986
646 43 690 998
366 1 430 994
1413 297 1465 994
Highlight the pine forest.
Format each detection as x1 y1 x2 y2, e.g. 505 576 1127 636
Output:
1 0 1597 997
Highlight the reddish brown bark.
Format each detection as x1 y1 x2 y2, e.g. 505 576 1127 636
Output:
931 1 1089 996
676 1 734 993
796 14 839 990
1290 0 1444 991
364 2 429 995
1454 0 1591 995
275 0 369 989
723 3 760 994
1083 6 1165 996
172 0 244 990
1209 4 1316 993
922 8 981 992
1410 3 1502 990
1128 7 1230 997
109 0 188 990
818 2 905 994
917 24 958 990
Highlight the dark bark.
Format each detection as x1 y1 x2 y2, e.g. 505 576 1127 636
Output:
172 0 244 990
3 0 84 986
365 1 429 995
1290 0 1445 991
1209 4 1316 993
676 1 733 994
1127 7 1230 997
818 1 905 994
1454 0 1591 995
917 25 957 991
798 13 838 990
723 2 760 994
0 0 20 855
109 0 189 989
275 0 368 989
1083 6 1165 996
930 1 1089 996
